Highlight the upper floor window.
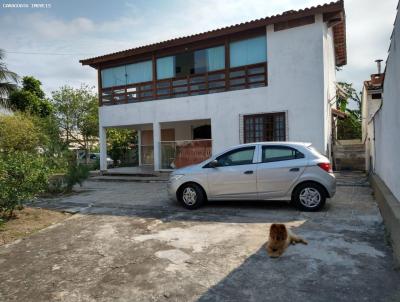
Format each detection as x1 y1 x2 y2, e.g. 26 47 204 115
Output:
101 60 152 88
156 45 225 80
230 36 267 68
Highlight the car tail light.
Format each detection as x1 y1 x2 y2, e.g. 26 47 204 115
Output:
318 162 333 173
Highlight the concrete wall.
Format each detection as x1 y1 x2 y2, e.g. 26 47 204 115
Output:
99 15 336 170
374 7 400 202
362 85 382 172
322 25 338 159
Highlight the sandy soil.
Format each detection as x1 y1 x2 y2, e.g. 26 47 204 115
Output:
0 207 71 246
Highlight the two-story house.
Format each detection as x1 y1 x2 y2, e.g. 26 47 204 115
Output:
80 1 347 171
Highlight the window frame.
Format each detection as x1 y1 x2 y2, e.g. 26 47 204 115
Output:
261 145 304 163
244 112 286 143
156 44 226 80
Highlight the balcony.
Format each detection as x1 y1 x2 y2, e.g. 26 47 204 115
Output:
100 63 267 106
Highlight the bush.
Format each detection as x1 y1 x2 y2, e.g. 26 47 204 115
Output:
65 164 90 192
0 113 43 152
0 152 50 218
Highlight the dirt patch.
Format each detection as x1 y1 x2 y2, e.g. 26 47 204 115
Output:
0 207 70 246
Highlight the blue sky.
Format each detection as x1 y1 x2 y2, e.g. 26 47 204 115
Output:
0 0 398 96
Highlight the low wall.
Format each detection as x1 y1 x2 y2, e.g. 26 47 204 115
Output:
369 173 400 267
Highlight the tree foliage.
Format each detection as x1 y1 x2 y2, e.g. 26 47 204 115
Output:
8 76 53 117
0 49 18 104
0 114 51 218
107 129 136 164
51 85 98 158
336 82 362 140
0 113 44 152
0 152 50 217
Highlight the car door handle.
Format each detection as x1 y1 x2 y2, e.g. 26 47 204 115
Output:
244 170 254 174
289 168 300 172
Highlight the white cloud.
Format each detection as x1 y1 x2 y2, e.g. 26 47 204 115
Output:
0 0 398 96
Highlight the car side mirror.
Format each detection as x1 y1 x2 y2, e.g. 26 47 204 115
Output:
209 159 219 168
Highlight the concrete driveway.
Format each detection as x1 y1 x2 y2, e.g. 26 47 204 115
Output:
0 173 399 301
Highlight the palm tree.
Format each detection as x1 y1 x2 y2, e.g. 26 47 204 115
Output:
0 49 18 107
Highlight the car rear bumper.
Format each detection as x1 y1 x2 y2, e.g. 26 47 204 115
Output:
325 173 336 198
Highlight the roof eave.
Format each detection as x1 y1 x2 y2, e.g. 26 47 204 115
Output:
80 0 346 68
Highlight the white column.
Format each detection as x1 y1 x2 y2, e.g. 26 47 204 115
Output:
99 126 107 172
137 130 142 166
153 122 161 171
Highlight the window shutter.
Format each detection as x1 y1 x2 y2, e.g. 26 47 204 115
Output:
239 114 244 144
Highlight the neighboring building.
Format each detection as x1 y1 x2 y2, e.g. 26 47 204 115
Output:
367 3 400 202
361 70 383 172
80 1 347 171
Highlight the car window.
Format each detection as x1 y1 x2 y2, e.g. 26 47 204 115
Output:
262 146 304 163
217 147 255 166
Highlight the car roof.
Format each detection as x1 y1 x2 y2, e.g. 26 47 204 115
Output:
234 141 312 148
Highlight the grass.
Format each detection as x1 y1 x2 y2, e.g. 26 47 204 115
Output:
0 207 71 246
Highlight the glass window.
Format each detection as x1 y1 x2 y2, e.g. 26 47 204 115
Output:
194 49 207 74
244 113 286 143
230 36 267 68
216 147 255 166
101 65 126 88
207 46 225 71
156 45 225 80
101 60 153 88
157 56 175 80
175 52 194 77
126 60 152 84
262 146 304 163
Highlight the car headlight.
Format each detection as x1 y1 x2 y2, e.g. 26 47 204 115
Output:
169 174 185 181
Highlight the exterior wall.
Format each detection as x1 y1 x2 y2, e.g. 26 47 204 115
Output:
374 8 400 201
362 85 382 172
160 120 211 141
322 24 338 159
99 15 333 170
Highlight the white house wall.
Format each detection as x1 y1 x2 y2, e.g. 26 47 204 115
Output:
323 25 337 157
374 8 400 201
99 14 331 167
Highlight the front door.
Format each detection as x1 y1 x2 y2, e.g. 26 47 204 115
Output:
207 146 258 199
257 145 307 198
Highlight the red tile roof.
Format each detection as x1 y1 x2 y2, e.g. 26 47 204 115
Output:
80 1 346 68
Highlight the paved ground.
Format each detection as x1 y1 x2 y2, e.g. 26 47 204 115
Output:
0 173 400 301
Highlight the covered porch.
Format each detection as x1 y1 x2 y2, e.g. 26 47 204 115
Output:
99 119 212 172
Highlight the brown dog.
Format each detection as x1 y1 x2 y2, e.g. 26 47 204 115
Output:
266 223 308 257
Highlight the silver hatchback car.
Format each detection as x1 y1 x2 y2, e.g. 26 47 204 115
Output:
168 142 336 211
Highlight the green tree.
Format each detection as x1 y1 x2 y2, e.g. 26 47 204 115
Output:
52 85 99 161
0 113 51 218
0 152 50 218
0 113 44 152
9 76 53 117
336 82 362 140
107 129 136 164
0 49 18 106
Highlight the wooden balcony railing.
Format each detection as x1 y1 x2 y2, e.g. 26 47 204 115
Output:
101 62 267 106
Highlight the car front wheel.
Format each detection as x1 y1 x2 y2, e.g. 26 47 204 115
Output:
292 182 326 211
178 183 205 210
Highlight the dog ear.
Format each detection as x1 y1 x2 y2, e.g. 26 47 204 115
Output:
269 224 279 240
276 224 288 241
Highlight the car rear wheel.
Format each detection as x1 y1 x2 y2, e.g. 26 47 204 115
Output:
178 183 205 210
292 182 326 212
